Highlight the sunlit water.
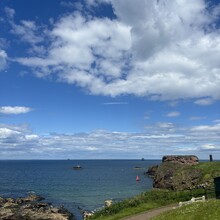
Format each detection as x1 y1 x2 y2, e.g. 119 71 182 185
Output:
0 160 160 219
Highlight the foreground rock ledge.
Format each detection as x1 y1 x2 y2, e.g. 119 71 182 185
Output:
0 194 75 220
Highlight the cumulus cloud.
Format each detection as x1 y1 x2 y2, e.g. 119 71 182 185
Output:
0 106 33 114
0 121 220 159
6 0 220 102
0 127 21 139
5 7 44 55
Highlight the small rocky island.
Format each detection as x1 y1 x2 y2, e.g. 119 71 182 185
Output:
146 155 213 190
0 194 75 220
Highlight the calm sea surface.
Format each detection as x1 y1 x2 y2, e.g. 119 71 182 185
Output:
0 160 160 219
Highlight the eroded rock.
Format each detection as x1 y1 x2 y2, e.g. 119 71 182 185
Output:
162 155 199 165
146 155 208 190
0 194 75 220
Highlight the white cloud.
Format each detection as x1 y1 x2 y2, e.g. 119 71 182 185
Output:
60 1 78 8
0 121 220 159
0 49 7 70
15 12 131 86
0 127 21 139
166 111 180 117
85 0 111 7
191 123 220 133
213 119 220 124
189 116 206 121
102 102 128 105
25 134 39 140
200 144 219 150
10 20 43 45
0 106 33 114
4 7 15 18
7 0 220 101
194 98 214 106
5 7 44 55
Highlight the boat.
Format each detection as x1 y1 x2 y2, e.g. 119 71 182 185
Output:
133 166 146 170
136 175 140 181
73 165 82 170
133 166 142 170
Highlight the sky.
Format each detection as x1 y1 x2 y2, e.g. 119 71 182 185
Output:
0 0 220 160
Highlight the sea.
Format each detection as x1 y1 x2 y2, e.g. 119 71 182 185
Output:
0 159 160 219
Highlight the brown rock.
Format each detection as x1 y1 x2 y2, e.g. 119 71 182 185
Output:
145 165 158 177
152 155 203 190
0 195 75 220
162 155 199 165
22 194 45 202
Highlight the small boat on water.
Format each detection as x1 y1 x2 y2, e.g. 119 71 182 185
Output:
73 165 82 170
133 166 145 170
136 175 140 181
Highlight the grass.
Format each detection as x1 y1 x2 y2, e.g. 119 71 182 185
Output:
90 203 158 220
90 162 220 220
90 189 205 220
193 162 220 181
152 199 220 220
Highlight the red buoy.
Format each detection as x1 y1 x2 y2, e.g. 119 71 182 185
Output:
136 175 140 181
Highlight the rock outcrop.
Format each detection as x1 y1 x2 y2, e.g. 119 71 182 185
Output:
146 155 207 190
0 194 75 220
145 165 158 177
162 155 199 165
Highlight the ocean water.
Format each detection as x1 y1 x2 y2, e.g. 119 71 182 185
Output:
0 160 160 219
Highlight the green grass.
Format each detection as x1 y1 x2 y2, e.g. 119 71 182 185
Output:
194 162 220 180
152 199 220 220
90 189 205 220
91 203 158 220
193 162 220 177
90 162 220 220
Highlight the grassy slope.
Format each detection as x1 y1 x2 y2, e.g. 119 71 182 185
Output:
91 162 220 220
90 189 205 220
152 199 220 220
193 162 220 182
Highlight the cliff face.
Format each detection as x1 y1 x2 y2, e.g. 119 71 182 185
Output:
147 155 207 190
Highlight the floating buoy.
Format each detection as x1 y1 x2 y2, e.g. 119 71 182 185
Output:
136 175 140 181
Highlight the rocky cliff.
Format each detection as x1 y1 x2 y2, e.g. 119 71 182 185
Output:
162 155 199 165
146 155 213 190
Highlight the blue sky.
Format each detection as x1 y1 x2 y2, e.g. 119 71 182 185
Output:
0 0 220 159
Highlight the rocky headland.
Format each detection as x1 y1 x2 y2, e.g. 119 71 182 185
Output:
146 155 214 190
0 194 75 220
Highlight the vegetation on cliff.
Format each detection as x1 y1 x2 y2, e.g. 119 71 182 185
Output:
148 158 220 190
